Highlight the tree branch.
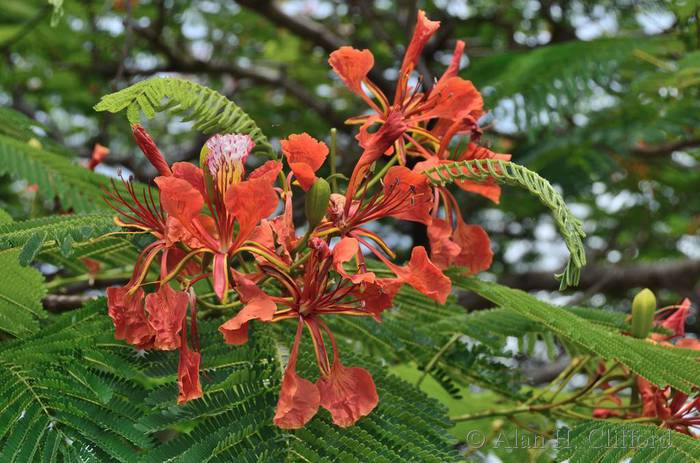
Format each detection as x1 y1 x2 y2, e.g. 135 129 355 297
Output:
631 137 700 157
234 0 393 95
458 259 700 308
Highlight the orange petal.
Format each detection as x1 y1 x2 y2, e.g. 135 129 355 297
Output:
281 133 329 191
171 162 207 198
87 143 109 170
387 246 451 304
273 366 320 429
328 46 375 96
219 273 276 345
427 218 461 269
452 220 493 274
154 176 205 227
659 298 691 338
225 161 281 242
383 166 433 224
177 347 203 404
107 286 155 348
332 237 376 284
437 40 465 83
145 285 189 350
676 338 700 350
356 278 402 320
422 77 483 121
400 10 440 75
317 363 378 427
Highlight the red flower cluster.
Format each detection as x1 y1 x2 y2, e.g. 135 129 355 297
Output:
593 299 700 434
106 10 500 428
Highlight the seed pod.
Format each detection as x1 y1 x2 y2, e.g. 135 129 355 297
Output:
631 288 656 339
305 178 331 230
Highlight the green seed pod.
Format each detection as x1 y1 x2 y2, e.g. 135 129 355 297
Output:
630 288 656 339
305 178 331 230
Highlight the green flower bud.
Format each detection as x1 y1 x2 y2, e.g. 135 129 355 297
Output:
305 178 331 230
630 288 656 339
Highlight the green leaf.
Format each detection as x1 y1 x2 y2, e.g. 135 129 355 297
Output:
557 420 700 462
0 213 117 263
0 133 111 212
0 249 46 337
94 77 274 158
424 159 586 289
0 301 153 462
455 276 700 393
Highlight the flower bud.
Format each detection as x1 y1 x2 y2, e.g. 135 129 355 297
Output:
631 288 656 339
27 138 42 149
305 177 331 230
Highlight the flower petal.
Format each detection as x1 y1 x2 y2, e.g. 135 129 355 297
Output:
212 253 229 302
427 218 461 269
317 362 378 427
387 246 451 303
177 347 203 404
356 278 402 320
382 166 433 224
107 286 155 348
328 47 375 96
273 319 320 429
400 10 440 75
281 133 329 191
422 77 483 121
154 176 205 227
455 144 511 203
332 237 375 284
171 162 207 199
659 298 691 338
145 284 189 350
219 273 277 345
452 220 493 274
437 40 465 83
225 160 282 243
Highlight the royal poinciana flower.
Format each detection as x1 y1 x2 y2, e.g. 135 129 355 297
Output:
328 11 482 164
593 298 700 428
218 238 382 429
329 10 506 274
105 125 282 405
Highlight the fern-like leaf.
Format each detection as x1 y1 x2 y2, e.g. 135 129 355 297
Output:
0 133 113 213
455 276 700 393
0 249 46 337
0 213 117 264
557 420 700 462
94 77 274 158
423 159 586 289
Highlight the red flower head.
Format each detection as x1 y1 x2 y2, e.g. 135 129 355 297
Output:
219 236 392 429
87 143 110 170
329 10 483 164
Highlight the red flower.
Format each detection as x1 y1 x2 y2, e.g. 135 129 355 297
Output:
329 10 483 163
651 298 692 341
106 286 154 348
281 133 329 191
87 143 109 170
219 237 383 428
145 284 189 350
154 134 282 301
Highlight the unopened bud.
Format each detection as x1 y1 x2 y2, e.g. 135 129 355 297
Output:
305 178 331 230
631 288 656 339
